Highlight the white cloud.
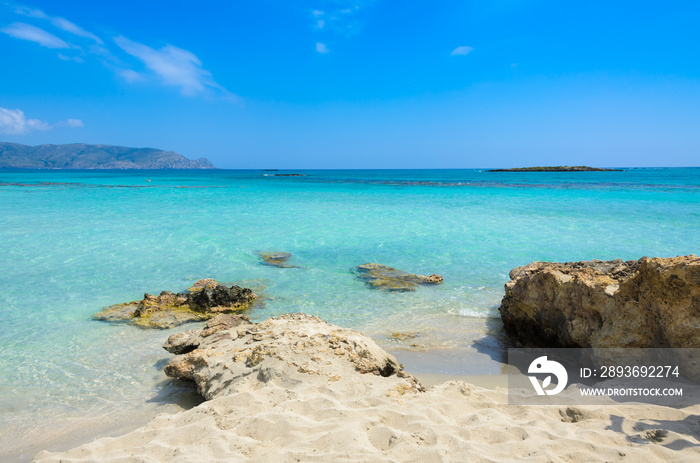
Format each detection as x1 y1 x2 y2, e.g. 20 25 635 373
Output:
58 53 84 63
310 2 365 37
0 107 83 134
114 35 230 97
451 46 473 56
50 17 102 44
56 119 85 127
14 5 103 44
4 5 235 102
0 108 50 134
1 22 70 49
316 42 329 54
26 119 51 131
12 6 48 19
119 69 144 82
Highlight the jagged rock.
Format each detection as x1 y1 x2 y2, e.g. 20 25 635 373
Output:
258 251 298 268
162 329 201 354
95 290 207 329
188 278 218 292
93 282 258 329
133 291 188 318
199 313 250 337
162 316 250 355
354 263 443 291
163 313 423 400
499 255 700 349
188 285 257 312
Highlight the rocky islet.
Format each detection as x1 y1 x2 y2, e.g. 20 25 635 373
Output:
93 279 258 329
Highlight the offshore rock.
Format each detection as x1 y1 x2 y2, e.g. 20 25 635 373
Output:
94 281 258 329
163 313 423 400
354 263 443 291
499 255 700 349
188 284 257 312
258 251 298 268
188 278 218 292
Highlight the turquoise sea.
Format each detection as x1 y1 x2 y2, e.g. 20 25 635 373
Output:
1 168 699 459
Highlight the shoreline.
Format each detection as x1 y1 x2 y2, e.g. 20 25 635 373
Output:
1 335 509 463
6 373 510 463
0 382 204 463
28 313 700 462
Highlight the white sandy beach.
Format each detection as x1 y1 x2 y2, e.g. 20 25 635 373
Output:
32 314 700 462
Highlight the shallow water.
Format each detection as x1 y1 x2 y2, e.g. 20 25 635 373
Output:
1 168 698 459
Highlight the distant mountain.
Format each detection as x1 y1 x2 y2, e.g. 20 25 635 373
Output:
0 142 215 169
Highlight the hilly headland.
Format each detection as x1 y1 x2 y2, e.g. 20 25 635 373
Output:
0 142 214 169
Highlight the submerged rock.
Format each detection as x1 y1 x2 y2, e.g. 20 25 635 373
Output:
354 263 443 291
163 313 423 400
391 332 419 340
499 255 700 349
258 251 298 268
94 280 258 329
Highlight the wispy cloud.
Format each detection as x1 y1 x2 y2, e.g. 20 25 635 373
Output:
315 42 329 54
1 22 70 49
14 5 103 44
57 118 84 128
58 53 84 63
114 35 233 100
451 46 473 56
3 3 236 102
50 17 102 44
119 69 144 83
0 107 82 134
309 1 368 50
312 10 326 29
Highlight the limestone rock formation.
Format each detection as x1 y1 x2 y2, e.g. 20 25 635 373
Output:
93 281 258 329
499 255 700 349
354 263 443 291
188 278 218 292
163 313 423 400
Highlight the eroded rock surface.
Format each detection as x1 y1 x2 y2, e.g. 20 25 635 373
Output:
188 278 218 292
499 255 700 349
354 263 443 291
163 312 423 400
93 280 258 329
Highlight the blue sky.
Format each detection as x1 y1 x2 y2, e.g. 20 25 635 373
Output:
1 1 698 168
